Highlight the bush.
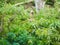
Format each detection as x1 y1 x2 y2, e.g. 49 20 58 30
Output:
3 30 33 45
0 1 60 45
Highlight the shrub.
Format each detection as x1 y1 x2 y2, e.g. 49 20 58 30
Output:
0 1 60 45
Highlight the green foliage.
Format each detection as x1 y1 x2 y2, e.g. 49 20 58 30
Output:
0 38 11 45
2 30 33 45
0 0 60 45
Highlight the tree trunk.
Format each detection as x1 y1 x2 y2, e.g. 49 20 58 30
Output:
35 0 45 13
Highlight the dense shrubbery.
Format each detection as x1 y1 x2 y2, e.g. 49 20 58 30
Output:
0 0 60 45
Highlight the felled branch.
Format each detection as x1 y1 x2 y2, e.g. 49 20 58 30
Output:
14 0 34 6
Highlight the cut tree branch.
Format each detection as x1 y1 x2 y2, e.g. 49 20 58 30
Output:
14 0 34 6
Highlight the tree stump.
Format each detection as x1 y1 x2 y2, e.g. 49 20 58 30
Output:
34 0 45 13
